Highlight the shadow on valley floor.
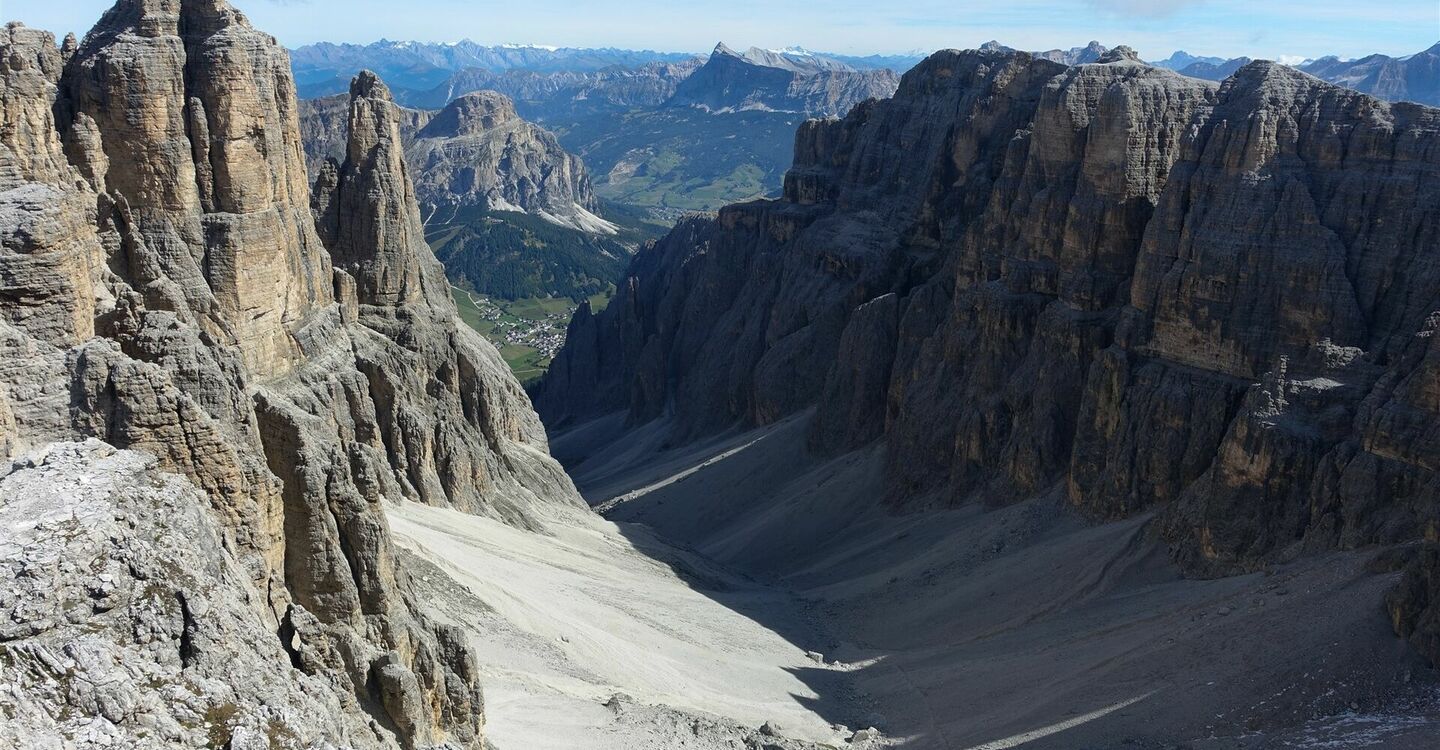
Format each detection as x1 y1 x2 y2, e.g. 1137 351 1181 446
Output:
549 412 1440 750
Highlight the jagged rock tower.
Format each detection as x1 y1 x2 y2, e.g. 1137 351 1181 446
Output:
0 1 581 746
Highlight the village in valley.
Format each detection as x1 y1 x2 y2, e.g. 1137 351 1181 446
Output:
451 287 609 382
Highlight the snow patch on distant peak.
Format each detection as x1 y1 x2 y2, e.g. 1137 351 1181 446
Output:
500 43 561 51
539 204 621 236
487 196 526 214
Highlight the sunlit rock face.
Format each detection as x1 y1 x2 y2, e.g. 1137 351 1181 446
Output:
0 1 582 745
301 88 608 233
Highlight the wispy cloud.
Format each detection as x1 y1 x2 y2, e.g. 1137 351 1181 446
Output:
1084 0 1208 18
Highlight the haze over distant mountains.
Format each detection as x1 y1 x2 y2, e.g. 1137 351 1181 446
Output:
293 38 1440 110
1158 43 1440 106
290 39 923 100
286 34 1440 316
293 38 912 220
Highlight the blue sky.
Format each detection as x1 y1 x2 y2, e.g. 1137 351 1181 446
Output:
7 0 1438 61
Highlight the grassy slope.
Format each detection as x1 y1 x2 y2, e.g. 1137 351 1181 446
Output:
426 206 649 302
543 107 803 217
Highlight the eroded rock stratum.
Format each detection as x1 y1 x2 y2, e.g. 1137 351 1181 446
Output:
536 49 1440 639
1 2 580 746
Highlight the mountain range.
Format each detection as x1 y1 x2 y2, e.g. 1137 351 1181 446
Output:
291 39 924 99
407 42 902 219
291 40 698 98
9 3 1440 746
1159 44 1440 106
666 42 900 115
292 37 1440 229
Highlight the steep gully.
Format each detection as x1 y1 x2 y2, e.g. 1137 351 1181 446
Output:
523 43 1440 749
4 1 1440 746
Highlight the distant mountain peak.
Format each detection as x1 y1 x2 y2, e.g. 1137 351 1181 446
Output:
417 90 519 138
675 41 900 116
1098 45 1141 64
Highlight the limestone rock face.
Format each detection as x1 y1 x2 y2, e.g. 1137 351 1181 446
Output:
537 48 1440 587
311 71 436 308
301 88 608 234
299 91 432 179
1 23 102 349
1 2 581 746
1379 543 1440 666
670 42 899 117
407 90 603 229
60 0 332 378
0 441 379 748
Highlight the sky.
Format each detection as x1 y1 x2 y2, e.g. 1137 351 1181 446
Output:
5 0 1438 62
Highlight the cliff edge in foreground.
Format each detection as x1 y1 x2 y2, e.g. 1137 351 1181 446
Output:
1 1 580 745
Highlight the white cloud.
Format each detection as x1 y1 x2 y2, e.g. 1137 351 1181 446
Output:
1084 0 1208 18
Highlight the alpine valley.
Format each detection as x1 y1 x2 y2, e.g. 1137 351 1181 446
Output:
4 2 1440 749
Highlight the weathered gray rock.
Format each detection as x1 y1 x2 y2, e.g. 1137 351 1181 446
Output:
1 1 583 746
312 71 436 308
408 90 606 230
60 0 333 378
299 91 433 179
0 441 380 749
302 86 609 234
1378 543 1440 666
538 44 1440 606
670 42 898 117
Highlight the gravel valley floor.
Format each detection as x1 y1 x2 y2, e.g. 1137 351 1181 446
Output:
391 413 1440 749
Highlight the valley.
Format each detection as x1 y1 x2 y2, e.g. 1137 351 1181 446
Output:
450 287 610 382
551 107 802 216
4 1 1440 749
389 411 1440 749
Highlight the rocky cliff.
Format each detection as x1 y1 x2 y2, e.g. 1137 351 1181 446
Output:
537 46 1440 601
669 42 900 117
300 91 432 177
407 91 609 233
302 90 611 233
1 1 580 746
